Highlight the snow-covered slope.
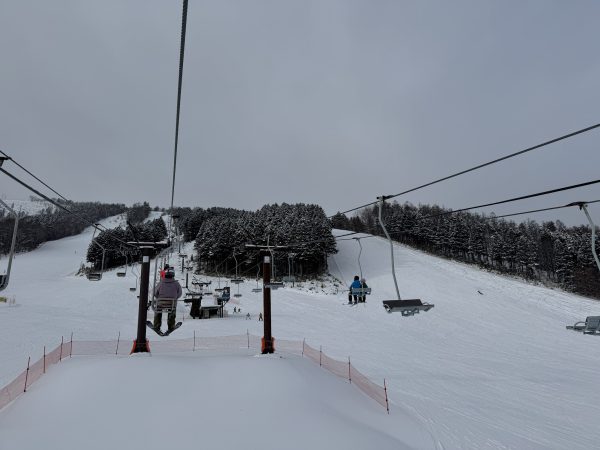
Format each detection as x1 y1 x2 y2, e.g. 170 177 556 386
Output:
1 222 599 449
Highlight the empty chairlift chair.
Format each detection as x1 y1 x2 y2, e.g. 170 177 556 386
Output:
230 254 244 298
86 226 106 281
566 316 600 335
377 196 434 317
116 252 128 277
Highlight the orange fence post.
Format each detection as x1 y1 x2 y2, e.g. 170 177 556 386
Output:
23 357 30 393
59 336 63 362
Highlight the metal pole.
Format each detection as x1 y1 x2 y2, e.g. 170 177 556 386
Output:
132 246 153 353
0 198 19 289
581 204 600 272
354 238 363 280
377 197 401 300
262 255 274 353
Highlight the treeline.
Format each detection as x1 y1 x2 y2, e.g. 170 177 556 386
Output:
86 218 167 270
126 202 152 224
0 201 127 254
173 203 336 277
331 202 600 298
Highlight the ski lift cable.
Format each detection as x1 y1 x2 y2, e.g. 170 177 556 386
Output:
0 150 70 203
168 0 189 237
487 199 600 220
329 122 600 218
417 178 600 221
0 152 113 234
0 167 135 249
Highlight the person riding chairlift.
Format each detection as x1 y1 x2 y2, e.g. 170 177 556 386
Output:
349 275 362 304
160 264 170 279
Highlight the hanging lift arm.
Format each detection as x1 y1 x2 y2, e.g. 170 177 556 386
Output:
377 196 401 300
580 204 600 273
0 199 19 291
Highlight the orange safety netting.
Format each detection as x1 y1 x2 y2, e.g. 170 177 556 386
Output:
1 335 388 413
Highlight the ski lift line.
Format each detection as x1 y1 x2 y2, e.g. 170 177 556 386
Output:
168 0 189 237
0 167 136 249
418 178 600 221
329 122 600 218
0 151 70 203
488 199 600 220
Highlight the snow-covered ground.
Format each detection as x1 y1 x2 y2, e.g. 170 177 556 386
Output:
1 218 600 449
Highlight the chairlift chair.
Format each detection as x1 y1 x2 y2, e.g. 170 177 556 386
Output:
231 254 244 298
86 229 106 281
252 267 262 292
377 197 434 316
566 316 600 335
350 238 371 301
116 251 128 277
129 263 139 292
0 199 19 292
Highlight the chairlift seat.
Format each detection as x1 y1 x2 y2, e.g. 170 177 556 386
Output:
129 287 136 292
283 276 296 283
382 299 434 316
234 294 242 298
214 288 224 292
230 278 244 284
265 282 284 290
252 288 262 293
152 297 178 314
566 316 600 335
116 272 126 278
351 287 372 296
87 272 102 281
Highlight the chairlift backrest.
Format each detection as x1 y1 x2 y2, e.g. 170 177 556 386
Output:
152 297 178 314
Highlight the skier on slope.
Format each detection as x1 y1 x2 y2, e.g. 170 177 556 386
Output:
349 275 362 304
153 270 182 333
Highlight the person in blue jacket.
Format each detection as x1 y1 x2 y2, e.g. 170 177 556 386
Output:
349 275 362 304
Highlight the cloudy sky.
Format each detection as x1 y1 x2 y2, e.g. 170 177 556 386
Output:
1 0 599 225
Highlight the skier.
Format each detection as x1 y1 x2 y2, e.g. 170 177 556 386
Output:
246 313 251 320
359 278 368 303
153 270 182 333
258 312 263 321
349 275 362 304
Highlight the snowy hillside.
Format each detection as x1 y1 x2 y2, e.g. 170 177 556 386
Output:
1 220 600 449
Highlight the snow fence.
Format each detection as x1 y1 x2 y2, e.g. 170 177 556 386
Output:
0 334 388 413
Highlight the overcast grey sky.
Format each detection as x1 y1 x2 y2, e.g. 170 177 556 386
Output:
1 0 599 225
